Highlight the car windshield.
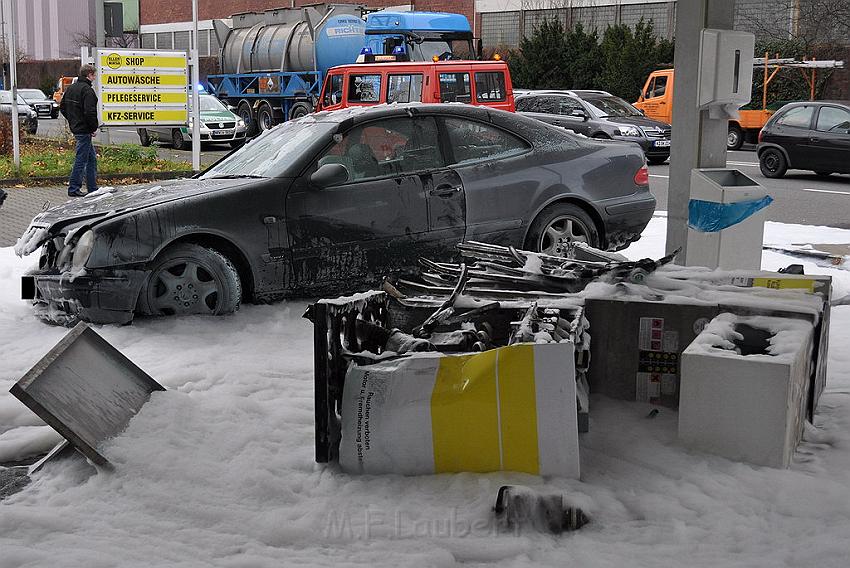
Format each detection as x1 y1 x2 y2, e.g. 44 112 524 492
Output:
195 95 228 112
19 89 46 101
585 96 643 118
0 91 31 105
200 119 336 179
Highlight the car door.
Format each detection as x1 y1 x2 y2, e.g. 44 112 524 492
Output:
770 105 816 166
285 116 436 290
552 96 592 135
437 115 534 246
810 105 850 172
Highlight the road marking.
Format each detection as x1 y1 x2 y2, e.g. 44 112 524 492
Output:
649 174 669 179
727 161 759 167
115 129 138 133
802 188 850 196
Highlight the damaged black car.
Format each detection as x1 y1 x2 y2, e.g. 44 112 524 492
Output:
17 103 655 324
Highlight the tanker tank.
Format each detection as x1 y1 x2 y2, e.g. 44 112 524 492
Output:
213 4 367 77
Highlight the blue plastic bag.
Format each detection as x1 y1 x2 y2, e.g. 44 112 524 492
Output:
688 195 774 232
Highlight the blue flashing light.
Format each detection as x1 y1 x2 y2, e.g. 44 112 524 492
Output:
392 45 406 55
197 83 206 92
360 47 373 55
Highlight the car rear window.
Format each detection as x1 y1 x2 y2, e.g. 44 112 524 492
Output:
775 106 814 129
475 71 506 102
439 72 471 103
387 74 423 103
348 74 382 103
442 117 529 164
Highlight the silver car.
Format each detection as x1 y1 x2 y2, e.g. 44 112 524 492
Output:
0 90 38 134
137 94 248 150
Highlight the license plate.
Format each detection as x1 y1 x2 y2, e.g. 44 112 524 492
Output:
654 140 671 147
213 129 230 136
22 275 35 300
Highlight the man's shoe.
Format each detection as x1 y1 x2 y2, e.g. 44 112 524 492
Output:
68 190 86 197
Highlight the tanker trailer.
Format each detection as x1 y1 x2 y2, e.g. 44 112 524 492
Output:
207 4 367 135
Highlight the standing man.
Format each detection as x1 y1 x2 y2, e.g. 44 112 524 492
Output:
60 64 99 197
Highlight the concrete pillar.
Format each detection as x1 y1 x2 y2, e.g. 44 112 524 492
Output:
666 0 736 260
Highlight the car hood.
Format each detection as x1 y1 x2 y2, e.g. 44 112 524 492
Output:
28 176 259 234
605 115 671 129
201 110 237 122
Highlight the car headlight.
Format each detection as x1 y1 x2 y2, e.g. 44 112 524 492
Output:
617 126 641 137
52 101 59 107
72 230 95 271
236 118 245 127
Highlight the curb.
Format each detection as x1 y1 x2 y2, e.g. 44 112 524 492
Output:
1 170 194 187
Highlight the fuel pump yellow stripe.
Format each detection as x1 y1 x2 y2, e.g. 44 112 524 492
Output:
101 73 187 87
100 54 187 69
496 345 540 474
752 278 816 293
100 109 188 123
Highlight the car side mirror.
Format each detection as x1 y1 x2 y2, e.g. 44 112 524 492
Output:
311 163 349 188
570 109 588 121
638 108 646 115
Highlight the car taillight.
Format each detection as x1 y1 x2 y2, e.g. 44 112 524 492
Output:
634 164 649 186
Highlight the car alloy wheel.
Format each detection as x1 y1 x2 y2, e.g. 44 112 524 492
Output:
538 214 592 255
140 244 241 317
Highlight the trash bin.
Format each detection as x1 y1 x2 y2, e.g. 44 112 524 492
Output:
685 168 772 270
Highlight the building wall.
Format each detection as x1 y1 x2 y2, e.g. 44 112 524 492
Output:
0 0 96 60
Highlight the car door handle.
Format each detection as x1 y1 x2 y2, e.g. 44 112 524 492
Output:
810 137 820 142
430 184 462 197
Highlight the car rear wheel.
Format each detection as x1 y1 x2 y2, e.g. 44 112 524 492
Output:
172 128 186 150
759 148 787 178
727 125 744 150
525 203 601 255
138 244 242 318
138 128 151 147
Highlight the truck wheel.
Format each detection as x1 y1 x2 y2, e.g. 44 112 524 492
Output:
289 101 312 120
727 125 744 150
172 129 186 150
525 203 601 255
237 101 258 137
759 148 787 179
138 128 151 147
257 102 275 132
137 243 242 318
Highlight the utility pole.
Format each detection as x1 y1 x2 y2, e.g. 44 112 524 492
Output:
0 0 7 89
9 0 20 170
190 0 201 172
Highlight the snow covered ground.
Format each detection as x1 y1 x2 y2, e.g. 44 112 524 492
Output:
1 215 850 567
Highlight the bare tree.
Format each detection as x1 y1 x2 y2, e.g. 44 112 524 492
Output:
68 30 139 57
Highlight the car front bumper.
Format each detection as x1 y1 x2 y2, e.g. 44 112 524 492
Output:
613 135 671 157
599 193 657 250
22 267 147 325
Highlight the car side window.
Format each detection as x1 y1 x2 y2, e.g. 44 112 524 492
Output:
815 106 850 133
443 117 530 165
323 74 343 107
515 97 536 112
558 97 584 116
387 74 423 103
347 74 382 103
439 72 471 103
536 96 558 114
474 71 506 102
317 117 444 182
775 106 814 129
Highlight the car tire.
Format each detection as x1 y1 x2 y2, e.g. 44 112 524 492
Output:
138 128 151 147
172 129 186 150
727 125 744 150
230 140 245 149
759 148 787 179
815 171 833 177
647 156 667 165
27 119 38 135
289 101 312 120
137 243 242 318
525 203 601 255
51 110 59 119
237 101 258 137
257 101 275 133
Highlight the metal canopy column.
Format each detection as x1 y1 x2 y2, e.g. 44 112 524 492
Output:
666 0 736 260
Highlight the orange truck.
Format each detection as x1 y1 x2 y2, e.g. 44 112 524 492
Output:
634 56 841 150
53 76 76 103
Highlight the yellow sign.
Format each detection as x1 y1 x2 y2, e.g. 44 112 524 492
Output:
101 109 188 123
103 91 188 104
752 278 816 293
102 73 187 87
100 54 187 70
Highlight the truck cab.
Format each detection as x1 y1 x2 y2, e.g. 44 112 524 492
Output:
317 59 514 113
634 69 674 124
364 11 476 61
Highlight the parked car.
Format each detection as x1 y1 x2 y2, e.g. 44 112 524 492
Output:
19 88 59 118
137 94 248 150
516 89 672 164
758 101 850 178
19 104 655 324
0 91 38 134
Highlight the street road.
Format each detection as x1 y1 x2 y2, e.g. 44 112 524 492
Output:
34 119 850 229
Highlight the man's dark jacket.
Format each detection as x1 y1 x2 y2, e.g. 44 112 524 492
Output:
59 76 99 135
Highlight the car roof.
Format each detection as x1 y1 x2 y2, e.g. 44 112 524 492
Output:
330 60 507 72
780 100 850 108
303 102 496 126
516 89 612 98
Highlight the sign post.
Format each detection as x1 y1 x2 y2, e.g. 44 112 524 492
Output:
95 48 189 133
8 0 20 170
190 0 201 172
